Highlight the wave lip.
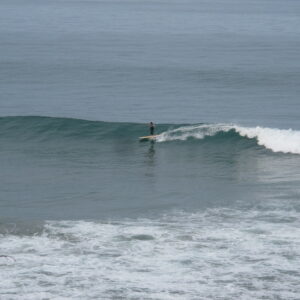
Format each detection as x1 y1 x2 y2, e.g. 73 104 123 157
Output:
235 126 300 154
157 124 300 155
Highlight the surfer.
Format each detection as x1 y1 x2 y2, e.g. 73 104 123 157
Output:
149 122 155 135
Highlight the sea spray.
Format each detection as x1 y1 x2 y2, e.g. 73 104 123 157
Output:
157 124 300 154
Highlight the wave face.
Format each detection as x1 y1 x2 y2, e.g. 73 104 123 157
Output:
0 116 146 141
1 116 300 154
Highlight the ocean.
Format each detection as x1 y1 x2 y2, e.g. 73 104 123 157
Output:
1 0 300 299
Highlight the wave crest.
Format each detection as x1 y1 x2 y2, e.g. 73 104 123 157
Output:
157 124 300 154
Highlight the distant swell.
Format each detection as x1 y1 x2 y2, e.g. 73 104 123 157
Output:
1 116 300 154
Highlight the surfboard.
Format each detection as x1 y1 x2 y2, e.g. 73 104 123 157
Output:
139 135 160 141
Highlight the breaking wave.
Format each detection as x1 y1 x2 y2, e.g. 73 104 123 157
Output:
157 124 300 154
1 116 300 154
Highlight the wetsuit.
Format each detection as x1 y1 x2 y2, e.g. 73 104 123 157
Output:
150 124 155 135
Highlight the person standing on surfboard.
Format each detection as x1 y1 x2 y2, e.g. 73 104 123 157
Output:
149 122 155 135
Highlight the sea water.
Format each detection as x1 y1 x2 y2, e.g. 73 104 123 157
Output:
1 0 300 299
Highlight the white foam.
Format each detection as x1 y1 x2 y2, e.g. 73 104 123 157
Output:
0 208 300 299
157 124 300 154
234 126 300 154
156 123 232 142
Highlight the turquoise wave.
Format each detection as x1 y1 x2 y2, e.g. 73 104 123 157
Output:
0 116 163 141
0 116 235 141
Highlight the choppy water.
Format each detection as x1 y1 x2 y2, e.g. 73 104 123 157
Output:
1 0 300 299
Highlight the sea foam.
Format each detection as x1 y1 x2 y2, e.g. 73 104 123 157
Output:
157 124 300 154
1 208 299 299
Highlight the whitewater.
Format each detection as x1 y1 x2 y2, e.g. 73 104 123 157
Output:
157 124 300 154
1 209 300 300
